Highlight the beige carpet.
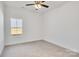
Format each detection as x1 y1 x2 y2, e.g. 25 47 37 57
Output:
1 40 79 57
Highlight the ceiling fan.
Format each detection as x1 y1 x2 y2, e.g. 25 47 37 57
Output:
25 1 49 10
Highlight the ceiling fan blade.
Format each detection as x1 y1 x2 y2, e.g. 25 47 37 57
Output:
41 1 45 3
26 4 34 6
41 4 49 8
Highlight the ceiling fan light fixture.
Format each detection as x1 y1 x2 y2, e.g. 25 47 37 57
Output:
34 4 42 9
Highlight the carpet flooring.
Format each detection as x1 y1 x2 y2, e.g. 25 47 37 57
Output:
1 40 79 57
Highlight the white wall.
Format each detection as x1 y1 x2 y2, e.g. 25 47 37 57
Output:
0 2 4 55
4 6 42 45
43 2 79 52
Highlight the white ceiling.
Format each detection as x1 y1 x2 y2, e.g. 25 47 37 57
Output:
4 1 68 13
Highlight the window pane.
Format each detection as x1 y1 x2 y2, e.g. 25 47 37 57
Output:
11 18 17 27
17 19 22 27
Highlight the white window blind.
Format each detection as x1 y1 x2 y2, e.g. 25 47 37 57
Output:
11 18 23 35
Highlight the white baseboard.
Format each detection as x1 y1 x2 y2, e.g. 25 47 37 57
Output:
5 38 79 53
5 38 42 46
44 39 79 53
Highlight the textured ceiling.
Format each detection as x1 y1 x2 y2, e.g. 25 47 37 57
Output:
4 1 68 13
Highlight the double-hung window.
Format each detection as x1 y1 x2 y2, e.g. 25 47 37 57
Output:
11 18 23 35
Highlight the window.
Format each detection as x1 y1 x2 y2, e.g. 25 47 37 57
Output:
11 18 23 35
